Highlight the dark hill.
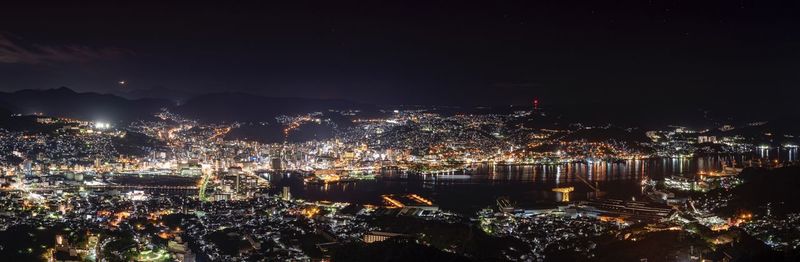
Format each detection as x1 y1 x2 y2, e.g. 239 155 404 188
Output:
717 166 800 217
562 126 650 143
0 87 171 123
113 87 196 102
175 92 374 122
331 239 469 262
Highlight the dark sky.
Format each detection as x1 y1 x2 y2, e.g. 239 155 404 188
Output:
1 1 798 106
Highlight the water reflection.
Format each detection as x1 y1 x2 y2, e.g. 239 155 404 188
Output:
264 149 798 214
456 157 733 183
756 146 797 162
267 156 772 214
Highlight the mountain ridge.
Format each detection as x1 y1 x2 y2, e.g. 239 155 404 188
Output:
0 87 171 123
0 87 375 123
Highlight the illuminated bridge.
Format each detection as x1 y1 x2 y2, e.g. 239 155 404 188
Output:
87 185 199 192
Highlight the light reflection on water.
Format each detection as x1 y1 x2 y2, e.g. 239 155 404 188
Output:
268 150 796 214
760 147 798 162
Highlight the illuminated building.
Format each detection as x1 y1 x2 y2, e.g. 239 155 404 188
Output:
363 231 409 243
382 194 438 216
282 186 291 201
698 136 717 144
271 157 283 171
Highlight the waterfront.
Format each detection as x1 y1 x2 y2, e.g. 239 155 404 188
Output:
2 110 797 261
0 96 797 262
268 155 778 215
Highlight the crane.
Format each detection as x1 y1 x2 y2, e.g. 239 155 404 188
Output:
577 172 604 198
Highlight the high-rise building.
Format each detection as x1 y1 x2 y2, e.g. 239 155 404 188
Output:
282 186 291 201
271 157 282 171
22 160 32 176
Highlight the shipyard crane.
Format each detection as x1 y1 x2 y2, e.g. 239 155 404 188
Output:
551 170 605 200
573 172 605 199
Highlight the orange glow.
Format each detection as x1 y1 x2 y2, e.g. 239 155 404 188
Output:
110 211 131 227
408 194 433 206
382 195 404 208
303 207 320 218
158 232 172 239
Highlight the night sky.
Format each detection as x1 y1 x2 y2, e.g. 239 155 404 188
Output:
1 1 799 107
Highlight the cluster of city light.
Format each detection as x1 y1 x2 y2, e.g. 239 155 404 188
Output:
303 206 320 218
94 122 111 129
382 195 405 208
408 194 433 206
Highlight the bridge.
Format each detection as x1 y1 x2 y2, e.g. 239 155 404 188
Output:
20 185 198 193
87 185 199 194
88 185 197 190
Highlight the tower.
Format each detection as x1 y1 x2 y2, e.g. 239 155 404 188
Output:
281 186 291 201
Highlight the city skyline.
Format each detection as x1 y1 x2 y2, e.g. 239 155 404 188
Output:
2 1 800 261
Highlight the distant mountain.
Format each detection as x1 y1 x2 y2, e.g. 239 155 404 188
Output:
0 88 377 124
0 87 171 123
545 102 712 129
544 98 800 131
707 117 800 144
562 126 650 143
113 87 196 103
0 104 11 118
175 92 375 122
